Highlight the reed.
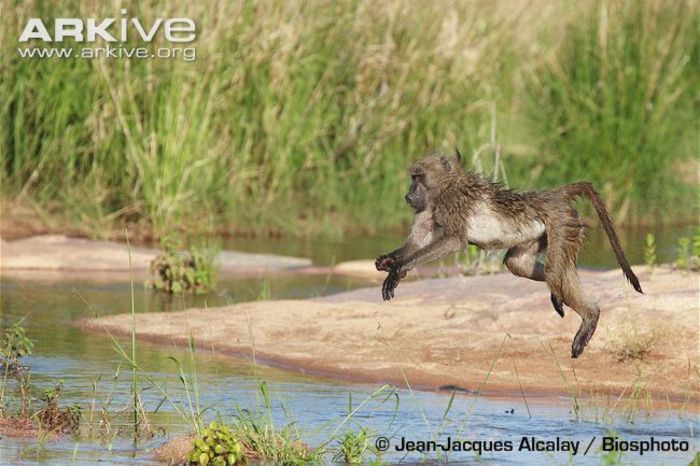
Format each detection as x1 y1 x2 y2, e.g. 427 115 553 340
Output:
1 0 696 236
522 0 697 224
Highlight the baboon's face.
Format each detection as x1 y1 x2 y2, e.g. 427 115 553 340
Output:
406 155 452 212
405 173 427 211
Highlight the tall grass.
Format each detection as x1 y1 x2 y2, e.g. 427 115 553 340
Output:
1 0 697 236
523 0 698 224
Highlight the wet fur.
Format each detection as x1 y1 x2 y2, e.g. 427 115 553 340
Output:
376 154 643 358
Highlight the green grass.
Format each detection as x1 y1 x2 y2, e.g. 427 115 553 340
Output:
522 0 698 224
1 0 697 237
332 427 374 464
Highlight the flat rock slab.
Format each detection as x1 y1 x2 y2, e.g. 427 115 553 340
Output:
0 235 311 275
78 266 699 402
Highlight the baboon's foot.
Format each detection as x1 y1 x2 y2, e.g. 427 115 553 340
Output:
571 312 600 358
551 294 564 318
375 253 395 272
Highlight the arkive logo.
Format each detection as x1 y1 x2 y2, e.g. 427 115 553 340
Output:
18 10 196 43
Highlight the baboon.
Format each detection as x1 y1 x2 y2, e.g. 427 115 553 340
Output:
376 153 643 358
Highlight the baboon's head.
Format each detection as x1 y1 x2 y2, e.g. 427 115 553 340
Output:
406 154 459 212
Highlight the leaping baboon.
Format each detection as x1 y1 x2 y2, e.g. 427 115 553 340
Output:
375 153 643 358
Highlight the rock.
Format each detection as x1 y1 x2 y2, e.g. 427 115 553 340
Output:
0 235 311 276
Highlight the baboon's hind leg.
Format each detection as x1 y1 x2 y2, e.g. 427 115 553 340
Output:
544 217 599 358
555 270 600 358
504 236 564 318
550 294 564 318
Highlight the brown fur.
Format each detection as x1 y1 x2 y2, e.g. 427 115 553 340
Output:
376 153 643 358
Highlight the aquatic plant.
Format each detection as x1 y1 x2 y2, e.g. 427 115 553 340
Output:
36 382 81 435
231 382 318 464
187 422 245 466
147 235 220 294
0 322 35 418
0 325 81 436
600 430 624 465
168 335 206 435
333 428 375 464
0 323 34 365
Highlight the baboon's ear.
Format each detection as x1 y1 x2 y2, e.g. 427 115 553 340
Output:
440 155 452 172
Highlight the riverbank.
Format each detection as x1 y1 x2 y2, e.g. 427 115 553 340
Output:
0 235 311 278
78 266 699 405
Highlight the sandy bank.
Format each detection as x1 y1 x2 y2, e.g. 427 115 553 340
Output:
78 266 699 402
0 235 311 277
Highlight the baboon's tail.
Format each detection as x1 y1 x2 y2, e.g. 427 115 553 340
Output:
562 182 643 294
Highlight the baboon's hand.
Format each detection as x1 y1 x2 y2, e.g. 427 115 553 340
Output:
375 253 395 271
382 265 403 301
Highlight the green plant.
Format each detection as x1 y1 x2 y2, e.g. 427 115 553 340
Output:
256 280 271 301
126 230 141 442
675 231 700 272
689 451 700 466
0 326 80 436
524 0 696 224
231 382 319 464
676 237 691 271
147 235 219 294
35 382 81 435
644 233 656 270
0 322 35 418
187 422 245 466
3 1 697 234
168 335 206 435
333 428 374 464
0 323 35 363
600 430 623 465
606 323 657 362
545 343 581 421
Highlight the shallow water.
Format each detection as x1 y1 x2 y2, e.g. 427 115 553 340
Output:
1 228 698 464
223 224 698 269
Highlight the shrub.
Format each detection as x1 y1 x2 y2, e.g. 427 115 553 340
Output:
606 324 657 362
147 236 219 294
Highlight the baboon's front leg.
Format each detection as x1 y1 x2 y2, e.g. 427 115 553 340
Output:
382 236 463 300
375 249 403 272
376 210 435 273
